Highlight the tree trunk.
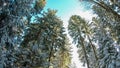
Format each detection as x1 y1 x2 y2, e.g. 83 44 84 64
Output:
79 36 90 68
48 46 53 68
92 0 120 22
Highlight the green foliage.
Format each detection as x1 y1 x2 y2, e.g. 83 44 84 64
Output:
0 0 42 67
68 15 86 44
19 9 71 68
34 0 46 12
0 0 71 68
68 15 95 68
78 0 120 68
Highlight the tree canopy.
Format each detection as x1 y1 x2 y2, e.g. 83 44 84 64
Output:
0 0 120 68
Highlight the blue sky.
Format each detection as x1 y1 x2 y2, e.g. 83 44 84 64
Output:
44 0 81 17
44 0 94 23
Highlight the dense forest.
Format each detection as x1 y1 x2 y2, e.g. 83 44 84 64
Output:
0 0 120 68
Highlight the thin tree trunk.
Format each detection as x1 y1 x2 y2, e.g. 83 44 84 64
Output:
84 26 98 61
87 35 98 60
48 46 53 68
91 0 120 21
78 27 90 68
79 35 90 68
84 23 98 68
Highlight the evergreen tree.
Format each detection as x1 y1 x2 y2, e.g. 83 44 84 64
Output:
68 15 92 68
0 0 46 67
20 9 71 68
91 1 120 68
79 0 120 68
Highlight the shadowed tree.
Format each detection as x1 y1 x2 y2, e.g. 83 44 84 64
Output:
68 15 99 68
0 0 46 68
79 0 120 68
68 15 90 68
20 9 71 68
